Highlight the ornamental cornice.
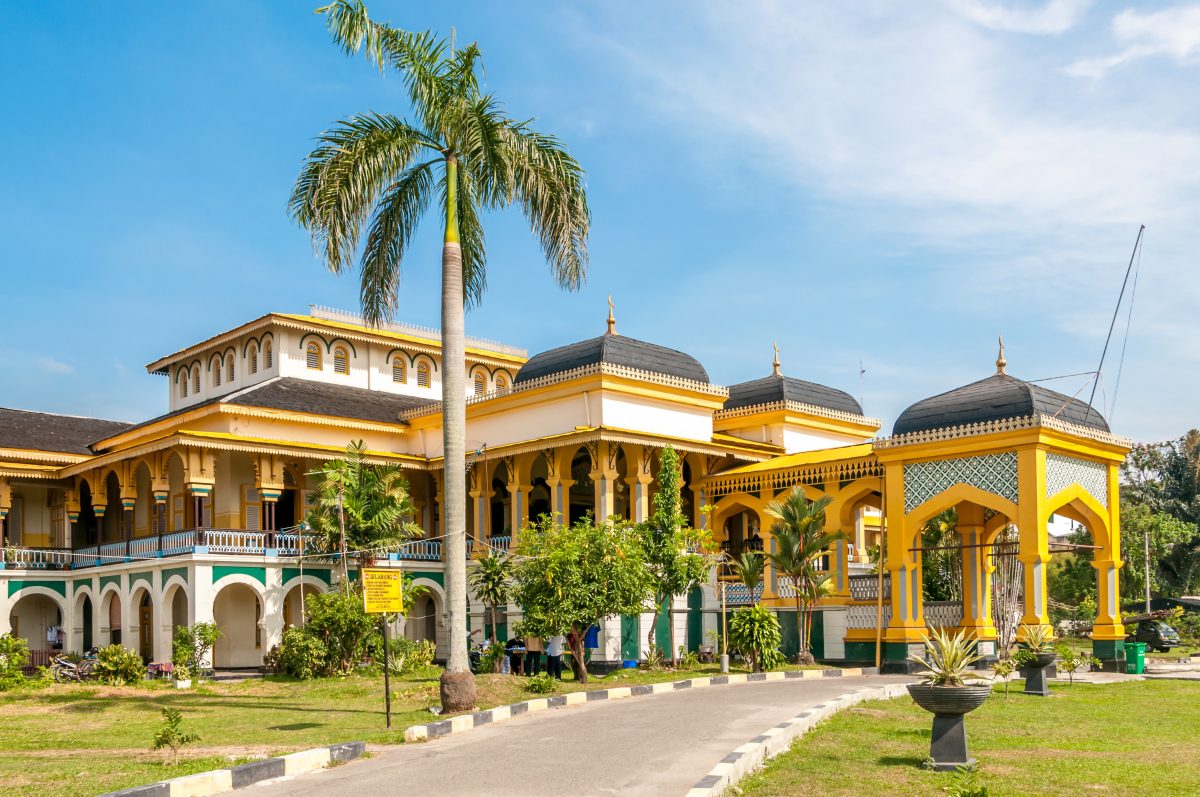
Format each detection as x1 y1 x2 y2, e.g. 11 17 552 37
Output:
713 399 880 428
872 414 1131 451
0 447 89 465
705 456 883 496
398 362 730 421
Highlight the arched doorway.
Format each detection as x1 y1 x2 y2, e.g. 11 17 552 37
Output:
282 582 321 629
568 447 593 524
76 593 94 652
9 592 64 671
131 587 154 662
212 583 263 668
101 589 123 646
404 586 445 659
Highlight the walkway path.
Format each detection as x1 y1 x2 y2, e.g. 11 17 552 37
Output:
250 674 912 797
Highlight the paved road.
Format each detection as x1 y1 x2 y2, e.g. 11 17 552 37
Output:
249 674 911 797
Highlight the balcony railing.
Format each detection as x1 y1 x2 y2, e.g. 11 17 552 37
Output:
848 573 890 602
487 535 511 554
721 583 763 605
2 547 74 570
3 529 320 570
393 539 442 561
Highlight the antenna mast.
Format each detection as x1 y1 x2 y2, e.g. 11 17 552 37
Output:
1085 225 1144 424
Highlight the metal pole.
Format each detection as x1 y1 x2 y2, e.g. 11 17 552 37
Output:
1144 527 1152 613
382 617 392 729
874 476 886 672
337 486 348 590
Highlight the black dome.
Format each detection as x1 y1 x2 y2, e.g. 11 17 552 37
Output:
893 373 1109 436
514 333 709 384
725 374 863 416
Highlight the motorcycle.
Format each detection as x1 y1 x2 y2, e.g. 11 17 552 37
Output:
50 648 99 683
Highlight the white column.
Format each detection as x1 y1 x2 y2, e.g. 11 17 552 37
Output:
193 564 215 624
262 566 284 653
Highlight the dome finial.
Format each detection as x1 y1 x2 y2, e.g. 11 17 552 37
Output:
772 342 781 376
607 295 617 336
996 335 1007 375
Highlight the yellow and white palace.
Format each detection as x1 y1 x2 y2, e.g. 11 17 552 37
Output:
0 305 1132 672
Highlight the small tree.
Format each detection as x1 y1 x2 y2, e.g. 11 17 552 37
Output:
727 605 783 672
151 708 199 765
638 446 715 660
766 488 844 664
172 622 221 676
510 516 651 683
304 587 378 675
468 552 513 663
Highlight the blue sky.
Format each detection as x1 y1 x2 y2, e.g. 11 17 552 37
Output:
2 1 1197 442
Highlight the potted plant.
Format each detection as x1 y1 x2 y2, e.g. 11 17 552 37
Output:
172 664 192 689
1015 623 1056 697
906 627 992 772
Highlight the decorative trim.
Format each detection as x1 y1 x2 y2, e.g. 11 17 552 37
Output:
706 457 883 497
874 413 1130 450
1045 452 1109 509
399 362 730 421
903 452 1018 514
714 399 880 428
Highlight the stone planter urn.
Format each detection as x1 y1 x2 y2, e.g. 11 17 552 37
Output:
173 678 192 689
907 683 993 771
1022 651 1057 697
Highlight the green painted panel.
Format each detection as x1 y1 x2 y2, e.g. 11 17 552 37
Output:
163 567 189 585
129 571 153 591
410 570 444 587
8 579 67 598
810 610 824 660
843 641 877 663
621 615 639 661
777 609 800 658
282 567 332 586
655 598 671 653
883 641 913 662
686 587 703 653
212 565 266 587
99 574 122 593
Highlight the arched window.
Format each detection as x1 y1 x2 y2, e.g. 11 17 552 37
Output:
263 339 273 369
226 354 235 383
495 374 508 394
192 367 200 395
180 369 188 398
306 342 321 370
392 358 406 383
213 361 221 388
416 362 430 388
333 346 349 375
473 372 486 396
248 345 258 375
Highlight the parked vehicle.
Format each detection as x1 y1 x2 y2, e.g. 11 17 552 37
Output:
1125 614 1182 653
50 648 99 682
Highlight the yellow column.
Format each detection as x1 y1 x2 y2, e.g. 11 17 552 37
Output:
884 463 924 645
591 442 618 521
1016 447 1051 637
545 448 574 524
956 504 997 640
507 454 533 548
825 481 851 604
1092 463 1125 640
628 445 654 523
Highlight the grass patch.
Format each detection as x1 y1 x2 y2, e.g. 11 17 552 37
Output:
0 661 826 796
738 679 1200 797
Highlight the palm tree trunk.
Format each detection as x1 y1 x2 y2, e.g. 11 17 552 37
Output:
439 154 475 709
794 591 805 663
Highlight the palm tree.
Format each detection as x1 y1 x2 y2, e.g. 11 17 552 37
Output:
766 489 844 664
467 552 512 671
292 1 589 709
306 440 423 587
729 551 765 603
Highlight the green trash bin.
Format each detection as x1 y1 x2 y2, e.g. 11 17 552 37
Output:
1124 642 1146 674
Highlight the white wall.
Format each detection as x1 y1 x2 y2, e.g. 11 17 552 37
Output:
212 583 262 667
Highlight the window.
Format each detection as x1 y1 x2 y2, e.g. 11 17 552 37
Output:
495 374 508 394
248 345 258 375
180 369 188 398
333 346 349 375
416 362 430 387
213 360 222 387
263 339 273 369
226 355 235 383
306 342 321 370
392 358 406 383
473 373 486 396
192 367 200 395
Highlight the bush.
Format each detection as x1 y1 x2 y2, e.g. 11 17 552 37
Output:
0 634 30 691
271 628 328 679
728 605 784 672
93 644 145 685
477 643 506 674
676 646 699 669
386 637 436 675
172 623 221 675
303 589 377 675
523 672 556 694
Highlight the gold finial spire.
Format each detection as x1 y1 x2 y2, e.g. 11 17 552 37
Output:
996 335 1007 375
606 295 617 335
772 342 781 376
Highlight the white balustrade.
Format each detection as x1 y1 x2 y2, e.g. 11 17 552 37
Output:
924 601 964 628
3 547 73 570
130 537 159 558
397 539 442 561
201 529 266 554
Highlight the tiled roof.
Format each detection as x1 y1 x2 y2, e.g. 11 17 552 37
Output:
893 373 1109 436
724 374 864 416
0 408 131 456
225 378 436 424
514 333 709 385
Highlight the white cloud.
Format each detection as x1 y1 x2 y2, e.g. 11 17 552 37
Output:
35 356 73 375
947 0 1092 34
1067 4 1200 77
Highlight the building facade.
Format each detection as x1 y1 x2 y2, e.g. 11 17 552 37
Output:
0 307 1131 672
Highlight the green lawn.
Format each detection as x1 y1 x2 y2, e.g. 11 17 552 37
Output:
0 661 822 797
738 679 1200 797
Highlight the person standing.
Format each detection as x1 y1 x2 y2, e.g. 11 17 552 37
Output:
546 634 565 680
525 634 544 676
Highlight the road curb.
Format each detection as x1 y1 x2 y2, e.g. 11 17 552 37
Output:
684 682 913 797
97 741 366 797
403 667 879 743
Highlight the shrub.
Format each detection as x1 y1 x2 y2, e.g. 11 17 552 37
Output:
172 623 221 675
477 643 506 675
0 633 30 691
386 637 436 675
303 589 377 675
272 628 328 679
523 672 556 694
93 644 145 685
151 708 199 765
728 605 784 672
909 628 982 686
676 646 699 669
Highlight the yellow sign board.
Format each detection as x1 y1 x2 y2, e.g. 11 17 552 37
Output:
361 568 403 614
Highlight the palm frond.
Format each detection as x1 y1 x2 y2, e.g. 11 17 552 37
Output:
358 161 437 325
289 112 436 277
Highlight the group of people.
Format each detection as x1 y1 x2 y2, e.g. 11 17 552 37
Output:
470 630 566 679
